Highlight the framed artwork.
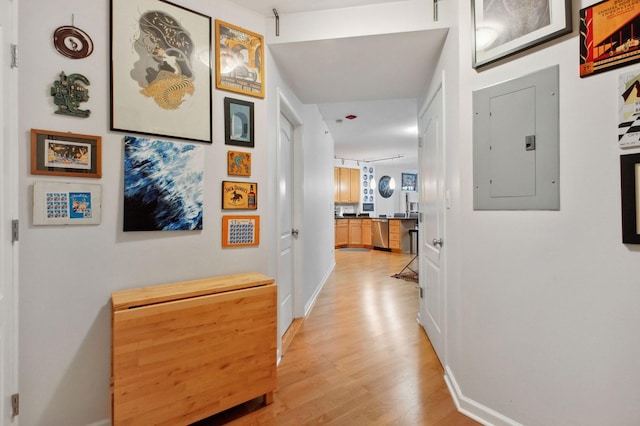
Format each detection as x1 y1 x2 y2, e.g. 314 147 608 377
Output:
222 181 257 210
620 153 640 243
618 66 640 148
222 215 260 247
228 150 251 176
215 20 265 98
110 0 212 143
471 0 572 68
580 0 640 78
33 181 102 225
224 97 255 147
31 129 102 178
124 136 204 231
401 173 417 191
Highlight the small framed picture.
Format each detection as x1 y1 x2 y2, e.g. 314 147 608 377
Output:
401 173 417 191
31 129 101 178
33 181 102 225
620 153 640 243
224 97 254 147
222 215 260 247
222 181 257 210
227 150 251 176
215 20 265 98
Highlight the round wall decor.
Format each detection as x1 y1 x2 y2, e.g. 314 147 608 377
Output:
378 175 394 198
53 26 94 59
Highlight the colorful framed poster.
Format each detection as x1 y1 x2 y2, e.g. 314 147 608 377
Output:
110 0 212 142
215 20 265 98
124 136 204 231
580 0 640 78
227 150 251 176
33 181 102 225
224 97 255 147
619 67 640 148
401 173 417 191
222 181 257 210
31 129 102 178
222 215 260 247
472 0 572 68
621 152 640 243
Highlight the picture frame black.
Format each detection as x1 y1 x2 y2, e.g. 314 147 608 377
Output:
401 172 417 191
224 97 255 147
471 0 572 69
110 0 212 143
620 153 640 244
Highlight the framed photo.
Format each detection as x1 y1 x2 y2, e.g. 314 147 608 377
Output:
471 0 572 68
580 1 640 78
222 181 257 210
33 181 102 225
224 97 255 147
222 215 260 247
228 150 251 176
620 153 640 243
401 173 417 191
215 20 265 98
31 129 102 178
110 0 212 143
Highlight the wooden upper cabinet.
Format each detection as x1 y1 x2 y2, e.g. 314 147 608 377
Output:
334 167 360 203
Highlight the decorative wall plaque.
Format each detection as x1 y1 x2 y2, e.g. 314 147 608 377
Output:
53 25 94 59
50 71 91 117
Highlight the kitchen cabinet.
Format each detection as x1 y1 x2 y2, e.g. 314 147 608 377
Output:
348 219 362 245
389 219 418 253
335 219 349 247
334 167 360 203
362 219 372 247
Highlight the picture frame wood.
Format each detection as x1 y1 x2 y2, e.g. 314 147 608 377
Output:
31 129 102 178
215 20 265 98
110 0 212 143
580 0 640 78
227 150 251 176
33 181 102 225
620 152 640 243
222 181 257 210
471 0 572 69
224 97 255 147
222 215 260 247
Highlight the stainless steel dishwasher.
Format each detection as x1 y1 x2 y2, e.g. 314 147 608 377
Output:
372 218 389 250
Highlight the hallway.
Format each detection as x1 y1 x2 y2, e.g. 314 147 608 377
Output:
195 249 479 425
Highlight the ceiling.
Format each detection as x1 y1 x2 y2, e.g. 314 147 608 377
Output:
228 0 447 168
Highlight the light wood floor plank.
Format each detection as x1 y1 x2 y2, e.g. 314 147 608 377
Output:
193 249 479 425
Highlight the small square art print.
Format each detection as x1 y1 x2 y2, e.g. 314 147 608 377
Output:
227 150 251 176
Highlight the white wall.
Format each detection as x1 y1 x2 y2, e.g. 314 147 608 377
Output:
434 0 640 424
375 165 419 217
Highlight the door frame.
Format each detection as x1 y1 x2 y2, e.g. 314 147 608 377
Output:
275 89 304 346
1 0 19 422
418 79 447 365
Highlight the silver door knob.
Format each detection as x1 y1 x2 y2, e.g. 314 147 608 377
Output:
292 228 299 237
432 238 443 247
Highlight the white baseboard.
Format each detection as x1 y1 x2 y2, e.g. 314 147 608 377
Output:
445 366 523 426
85 419 111 426
304 260 335 316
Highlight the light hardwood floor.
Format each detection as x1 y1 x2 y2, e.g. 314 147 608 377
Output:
194 249 479 425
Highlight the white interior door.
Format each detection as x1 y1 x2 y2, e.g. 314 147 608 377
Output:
278 112 295 340
0 0 18 422
418 85 445 365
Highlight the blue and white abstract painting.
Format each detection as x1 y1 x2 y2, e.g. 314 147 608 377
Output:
124 136 204 231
